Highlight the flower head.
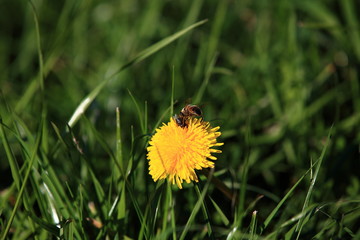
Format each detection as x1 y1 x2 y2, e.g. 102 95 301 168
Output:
147 117 223 189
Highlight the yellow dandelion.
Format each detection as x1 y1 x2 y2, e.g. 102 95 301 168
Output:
147 117 223 189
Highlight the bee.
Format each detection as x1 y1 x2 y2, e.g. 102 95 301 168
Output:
173 104 203 128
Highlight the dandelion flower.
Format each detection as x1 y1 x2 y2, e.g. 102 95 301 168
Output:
147 117 223 189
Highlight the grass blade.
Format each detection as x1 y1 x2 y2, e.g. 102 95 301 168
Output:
194 53 218 104
1 118 42 240
249 211 258 240
0 117 22 190
128 89 145 134
260 128 332 234
171 65 175 117
28 0 44 92
116 107 124 176
115 107 127 222
260 159 317 234
194 184 213 238
235 117 252 229
295 126 333 238
68 19 208 127
209 196 230 226
180 181 211 240
26 211 60 237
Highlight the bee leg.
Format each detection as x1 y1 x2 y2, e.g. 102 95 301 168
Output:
173 114 182 126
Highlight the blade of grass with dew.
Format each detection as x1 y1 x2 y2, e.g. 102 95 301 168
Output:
295 126 333 239
68 19 208 127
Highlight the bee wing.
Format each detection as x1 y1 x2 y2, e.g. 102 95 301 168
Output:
185 98 193 105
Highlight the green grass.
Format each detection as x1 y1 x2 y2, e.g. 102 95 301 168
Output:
1 0 360 239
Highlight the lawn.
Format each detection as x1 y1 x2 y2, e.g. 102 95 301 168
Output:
1 0 359 239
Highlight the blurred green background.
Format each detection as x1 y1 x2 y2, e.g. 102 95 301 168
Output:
1 0 359 239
